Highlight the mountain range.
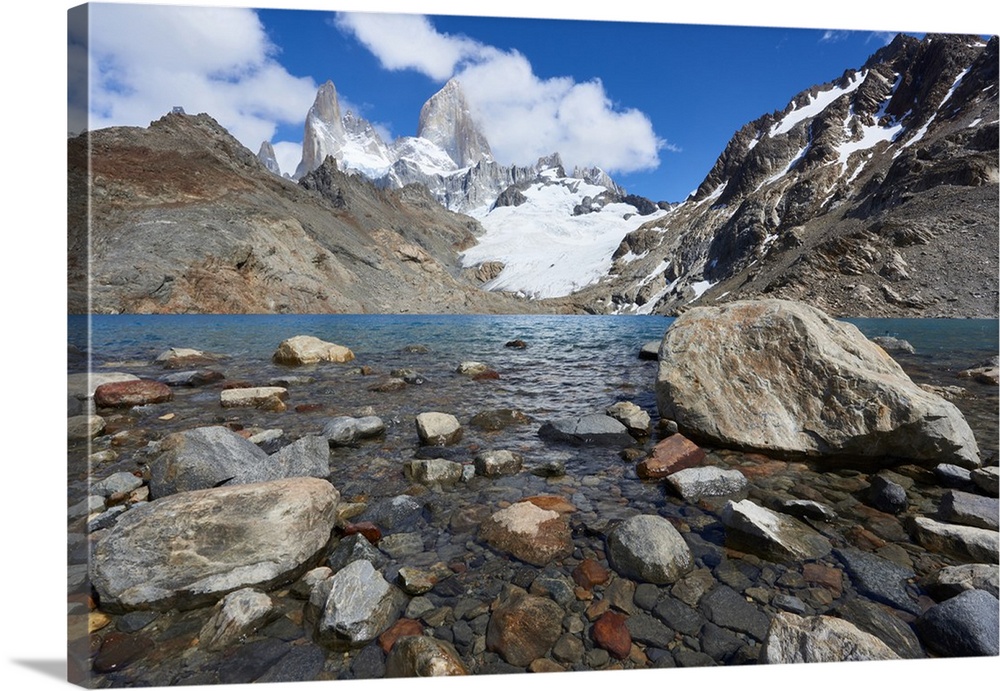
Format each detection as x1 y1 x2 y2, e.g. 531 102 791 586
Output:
70 32 998 318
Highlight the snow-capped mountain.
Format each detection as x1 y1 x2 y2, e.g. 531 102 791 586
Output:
416 78 493 168
571 33 998 318
278 77 640 226
262 76 665 299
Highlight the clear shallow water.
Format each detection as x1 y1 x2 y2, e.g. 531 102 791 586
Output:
68 313 999 684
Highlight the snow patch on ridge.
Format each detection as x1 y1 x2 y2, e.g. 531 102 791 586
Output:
461 175 667 299
770 71 866 138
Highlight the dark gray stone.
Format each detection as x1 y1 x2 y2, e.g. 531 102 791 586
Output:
940 489 1000 530
673 649 716 667
835 547 920 615
935 463 974 489
867 474 908 514
633 583 662 611
116 611 159 633
257 643 327 683
538 414 635 447
699 585 770 641
773 594 807 615
530 459 566 477
328 534 388 572
625 612 675 648
363 495 424 530
349 643 386 679
653 596 704 636
216 639 292 685
834 597 925 659
700 621 743 661
915 589 999 657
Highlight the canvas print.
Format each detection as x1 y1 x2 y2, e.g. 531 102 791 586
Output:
67 1 999 688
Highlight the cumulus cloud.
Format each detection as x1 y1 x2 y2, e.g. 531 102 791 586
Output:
85 4 316 150
333 13 487 81
336 12 663 174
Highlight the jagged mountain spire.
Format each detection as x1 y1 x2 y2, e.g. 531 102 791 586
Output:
294 80 347 179
417 78 493 168
257 140 280 175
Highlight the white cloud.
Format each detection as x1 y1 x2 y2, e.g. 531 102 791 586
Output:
336 12 663 174
333 12 488 81
86 4 317 150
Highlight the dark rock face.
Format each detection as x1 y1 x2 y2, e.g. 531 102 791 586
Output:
572 34 998 320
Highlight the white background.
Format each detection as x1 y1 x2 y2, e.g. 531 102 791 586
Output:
2 1 997 690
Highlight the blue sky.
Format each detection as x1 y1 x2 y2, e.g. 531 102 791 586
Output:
78 1 998 202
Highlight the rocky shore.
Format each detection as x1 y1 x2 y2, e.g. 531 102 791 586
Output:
68 300 999 686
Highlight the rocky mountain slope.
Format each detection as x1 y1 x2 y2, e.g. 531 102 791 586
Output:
568 34 998 318
68 112 557 315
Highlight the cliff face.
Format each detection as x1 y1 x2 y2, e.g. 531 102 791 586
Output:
570 34 999 319
68 112 556 315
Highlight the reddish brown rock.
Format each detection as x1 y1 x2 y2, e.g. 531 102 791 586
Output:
592 611 631 660
94 380 173 409
295 403 325 413
523 495 577 514
378 618 424 653
572 558 610 590
343 521 382 545
92 632 153 673
479 501 573 566
472 370 501 381
803 563 844 598
635 434 705 480
486 590 564 666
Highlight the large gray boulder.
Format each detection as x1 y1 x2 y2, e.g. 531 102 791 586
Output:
91 477 339 612
655 300 980 467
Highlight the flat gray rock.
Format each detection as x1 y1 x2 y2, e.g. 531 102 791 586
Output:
149 427 330 498
834 547 920 615
538 414 634 447
910 516 999 563
667 466 748 502
721 499 832 562
939 489 999 530
91 477 339 612
921 563 999 600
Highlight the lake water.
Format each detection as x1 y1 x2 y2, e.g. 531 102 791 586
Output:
68 313 999 684
69 313 998 462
